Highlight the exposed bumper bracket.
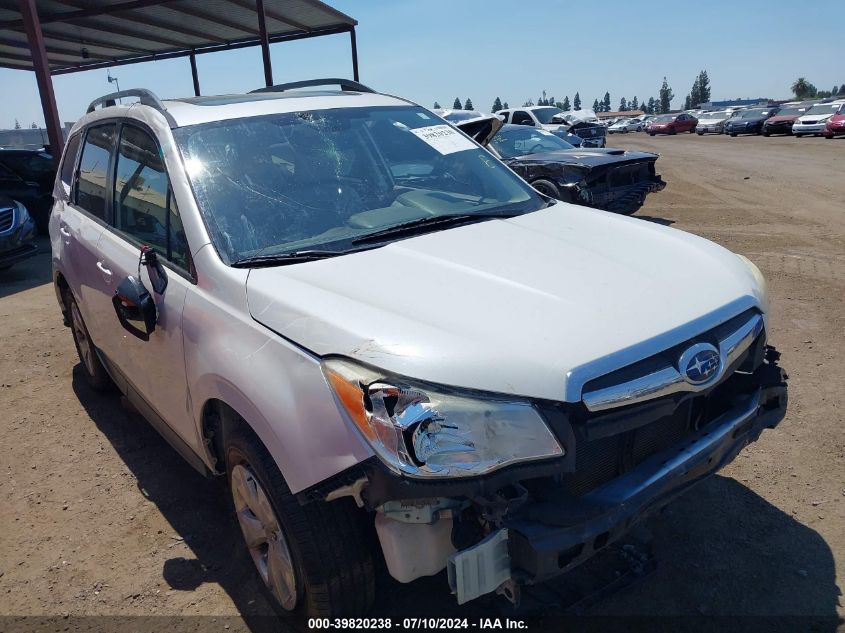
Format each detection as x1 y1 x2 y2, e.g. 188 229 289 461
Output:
447 528 511 605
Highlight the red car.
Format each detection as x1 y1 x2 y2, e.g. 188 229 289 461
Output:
648 113 698 135
823 103 845 139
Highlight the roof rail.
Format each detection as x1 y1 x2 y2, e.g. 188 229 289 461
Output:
250 78 374 95
86 89 177 127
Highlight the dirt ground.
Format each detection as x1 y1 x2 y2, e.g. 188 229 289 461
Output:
1 132 843 632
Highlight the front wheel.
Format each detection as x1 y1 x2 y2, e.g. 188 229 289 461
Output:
696 131 704 135
531 179 562 200
649 132 655 136
794 133 803 138
730 133 738 137
226 428 375 618
763 131 770 137
66 293 113 391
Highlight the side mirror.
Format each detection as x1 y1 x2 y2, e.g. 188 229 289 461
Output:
112 276 157 341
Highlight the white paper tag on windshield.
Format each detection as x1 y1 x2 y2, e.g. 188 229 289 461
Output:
410 124 477 155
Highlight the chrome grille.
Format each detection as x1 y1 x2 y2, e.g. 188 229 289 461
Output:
0 207 14 233
582 310 764 412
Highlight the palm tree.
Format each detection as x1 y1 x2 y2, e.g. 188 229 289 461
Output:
791 77 811 99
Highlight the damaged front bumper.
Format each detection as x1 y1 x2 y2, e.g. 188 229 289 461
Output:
445 364 786 604
574 175 667 214
504 372 786 586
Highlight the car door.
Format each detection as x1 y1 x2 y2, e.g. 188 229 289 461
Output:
60 124 116 338
94 122 196 448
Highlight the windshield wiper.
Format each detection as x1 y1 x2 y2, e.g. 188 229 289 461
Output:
352 212 517 245
231 249 358 268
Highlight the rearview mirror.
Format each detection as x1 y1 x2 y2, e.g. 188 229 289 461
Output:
112 276 157 341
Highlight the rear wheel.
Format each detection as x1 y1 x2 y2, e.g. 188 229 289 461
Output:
730 132 738 137
226 427 375 618
66 293 113 391
649 132 655 137
696 131 704 136
795 133 803 138
763 130 770 137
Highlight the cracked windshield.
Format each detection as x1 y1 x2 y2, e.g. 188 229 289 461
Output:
176 106 543 264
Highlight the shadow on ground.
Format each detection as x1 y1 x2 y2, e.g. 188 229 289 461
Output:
637 215 675 226
71 366 841 633
0 235 52 299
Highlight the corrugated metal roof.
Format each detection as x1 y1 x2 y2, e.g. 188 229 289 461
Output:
0 0 356 73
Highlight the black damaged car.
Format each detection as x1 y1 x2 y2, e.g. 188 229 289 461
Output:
485 124 665 215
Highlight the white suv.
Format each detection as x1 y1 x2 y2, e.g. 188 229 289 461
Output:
51 79 788 618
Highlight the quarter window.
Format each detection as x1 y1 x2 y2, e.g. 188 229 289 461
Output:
113 125 189 270
76 124 116 220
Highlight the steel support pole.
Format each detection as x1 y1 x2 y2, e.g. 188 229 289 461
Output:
255 0 273 86
18 0 63 159
189 50 200 96
349 27 359 82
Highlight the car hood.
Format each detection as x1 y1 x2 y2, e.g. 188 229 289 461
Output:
246 204 763 402
698 117 727 124
729 116 764 124
508 148 656 169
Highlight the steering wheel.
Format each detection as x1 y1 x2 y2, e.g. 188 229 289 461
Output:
528 143 545 154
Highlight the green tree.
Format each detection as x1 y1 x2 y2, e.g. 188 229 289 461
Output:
647 97 656 114
433 101 441 109
791 78 813 100
630 96 639 111
833 86 840 96
14 119 21 130
659 77 674 113
453 97 462 110
492 97 503 112
838 85 845 95
697 70 711 103
464 98 473 110
522 98 534 107
549 96 555 108
684 95 691 110
573 92 581 110
561 96 571 111
602 92 611 112
30 122 38 129
592 99 600 111
619 97 628 111
502 101 509 109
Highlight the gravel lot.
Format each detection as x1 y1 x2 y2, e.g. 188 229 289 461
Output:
1 133 843 631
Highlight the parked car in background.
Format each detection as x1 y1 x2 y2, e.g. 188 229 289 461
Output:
823 102 845 138
724 107 780 136
0 195 38 271
648 113 698 135
762 103 810 136
607 118 638 133
0 148 56 233
695 110 730 135
484 123 665 215
793 100 845 137
496 106 607 147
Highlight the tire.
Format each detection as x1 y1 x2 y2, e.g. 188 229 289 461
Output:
763 131 770 137
730 133 738 137
794 134 803 138
66 292 113 391
531 179 562 200
696 131 704 136
649 132 655 137
689 128 695 134
225 427 375 619
670 129 677 135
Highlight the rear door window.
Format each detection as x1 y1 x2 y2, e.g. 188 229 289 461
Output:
60 133 82 188
76 124 116 220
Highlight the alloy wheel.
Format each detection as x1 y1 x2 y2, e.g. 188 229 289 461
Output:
231 463 299 610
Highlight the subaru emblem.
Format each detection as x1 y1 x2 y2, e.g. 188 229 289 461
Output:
678 343 721 386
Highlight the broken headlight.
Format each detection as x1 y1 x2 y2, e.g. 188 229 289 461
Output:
322 358 563 478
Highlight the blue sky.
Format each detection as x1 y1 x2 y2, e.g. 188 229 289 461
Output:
2 0 841 129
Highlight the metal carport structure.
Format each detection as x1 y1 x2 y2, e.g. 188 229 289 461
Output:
0 0 359 158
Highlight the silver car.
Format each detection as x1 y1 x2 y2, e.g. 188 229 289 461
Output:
51 80 787 618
